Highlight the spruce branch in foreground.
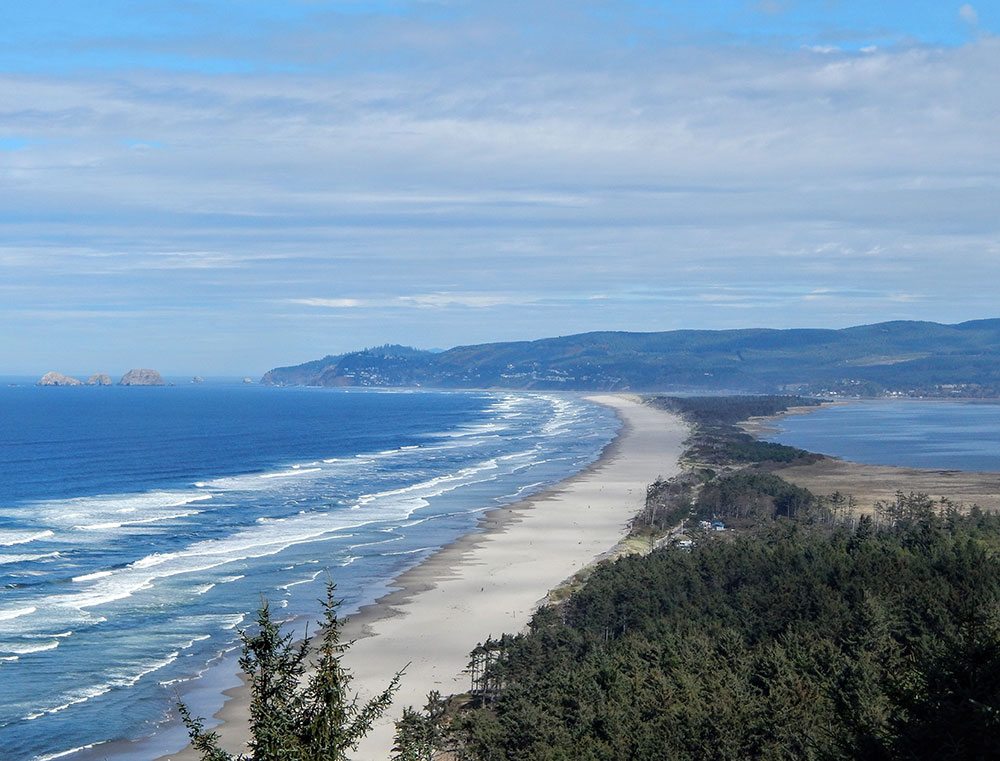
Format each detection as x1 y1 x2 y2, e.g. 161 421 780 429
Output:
180 581 404 761
391 691 448 761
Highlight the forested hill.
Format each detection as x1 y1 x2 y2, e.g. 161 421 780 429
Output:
261 319 1000 395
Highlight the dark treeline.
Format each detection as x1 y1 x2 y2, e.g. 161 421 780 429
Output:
649 395 823 466
442 510 1000 760
648 395 822 427
696 471 822 522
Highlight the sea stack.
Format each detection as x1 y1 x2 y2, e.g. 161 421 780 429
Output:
86 373 113 386
119 368 166 386
37 371 83 386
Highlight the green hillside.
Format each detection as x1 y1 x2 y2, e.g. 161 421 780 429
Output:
262 319 1000 396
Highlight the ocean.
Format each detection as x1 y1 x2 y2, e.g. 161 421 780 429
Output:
0 383 619 761
765 400 1000 473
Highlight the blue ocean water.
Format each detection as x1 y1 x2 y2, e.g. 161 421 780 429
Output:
765 400 1000 472
0 384 618 761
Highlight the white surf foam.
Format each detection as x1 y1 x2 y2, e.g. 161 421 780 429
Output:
0 639 60 654
355 457 502 513
22 630 74 639
347 535 405 551
278 570 324 592
34 742 101 761
434 421 509 439
0 551 60 565
25 492 213 536
111 651 181 688
50 509 374 610
383 546 436 557
260 467 323 480
0 529 54 547
220 613 246 630
44 454 509 613
0 606 37 622
540 395 585 434
75 508 206 531
23 683 112 721
71 570 113 583
22 641 201 725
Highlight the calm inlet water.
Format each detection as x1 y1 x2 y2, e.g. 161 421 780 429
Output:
0 384 618 761
766 400 1000 472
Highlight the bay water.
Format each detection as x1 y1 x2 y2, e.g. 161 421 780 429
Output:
766 400 1000 472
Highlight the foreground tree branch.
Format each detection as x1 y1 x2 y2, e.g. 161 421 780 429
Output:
180 581 403 761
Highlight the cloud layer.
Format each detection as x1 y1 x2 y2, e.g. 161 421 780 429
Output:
0 2 997 373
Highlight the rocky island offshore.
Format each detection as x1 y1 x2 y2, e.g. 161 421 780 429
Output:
37 371 83 386
37 369 167 386
119 369 166 386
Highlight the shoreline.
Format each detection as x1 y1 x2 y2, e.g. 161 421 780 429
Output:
745 400 1000 515
153 393 687 761
738 400 841 437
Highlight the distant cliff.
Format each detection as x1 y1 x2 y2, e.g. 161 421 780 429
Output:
87 373 112 386
261 319 1000 396
262 345 435 387
119 369 166 386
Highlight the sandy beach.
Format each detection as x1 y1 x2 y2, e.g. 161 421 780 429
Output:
160 393 687 761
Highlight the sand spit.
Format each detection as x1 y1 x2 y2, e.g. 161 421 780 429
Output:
775 457 1000 515
159 394 688 761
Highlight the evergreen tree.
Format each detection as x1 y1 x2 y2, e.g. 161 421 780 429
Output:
450 513 1000 760
180 582 402 761
391 691 447 761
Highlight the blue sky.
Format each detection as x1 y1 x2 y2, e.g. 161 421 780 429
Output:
0 1 998 374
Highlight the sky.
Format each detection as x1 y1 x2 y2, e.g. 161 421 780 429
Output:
0 1 997 375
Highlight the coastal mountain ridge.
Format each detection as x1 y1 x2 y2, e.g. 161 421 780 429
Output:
261 318 1000 396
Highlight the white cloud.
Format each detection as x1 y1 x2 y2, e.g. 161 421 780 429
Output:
960 4 979 25
399 293 526 309
287 293 580 310
289 298 365 309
